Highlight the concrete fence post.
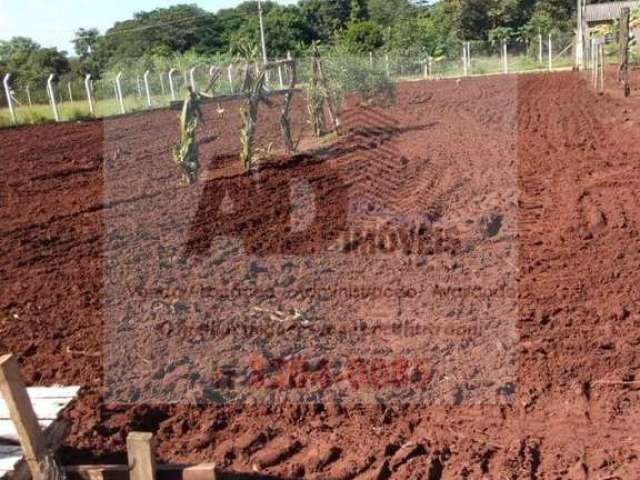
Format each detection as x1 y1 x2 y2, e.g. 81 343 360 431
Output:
189 67 197 91
85 74 95 115
26 84 32 108
228 65 234 94
598 43 605 93
115 71 125 114
47 74 60 122
67 82 74 103
3 74 16 125
463 44 468 76
548 34 553 71
143 70 152 107
503 40 509 74
539 33 543 64
168 69 177 101
278 65 284 89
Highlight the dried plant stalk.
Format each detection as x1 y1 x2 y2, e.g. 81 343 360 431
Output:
173 87 202 184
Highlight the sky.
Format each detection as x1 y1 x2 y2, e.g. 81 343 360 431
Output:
0 0 296 56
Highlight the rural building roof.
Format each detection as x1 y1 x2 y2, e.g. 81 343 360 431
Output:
584 1 640 23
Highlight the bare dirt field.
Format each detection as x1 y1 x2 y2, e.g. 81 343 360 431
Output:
2 72 640 479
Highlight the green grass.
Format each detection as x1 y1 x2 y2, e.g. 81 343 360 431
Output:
0 93 175 127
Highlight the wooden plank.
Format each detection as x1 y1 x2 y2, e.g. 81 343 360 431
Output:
182 464 216 480
0 445 23 476
8 419 71 480
127 433 156 480
0 398 74 420
65 464 276 480
0 355 49 480
0 419 53 443
21 388 80 400
620 7 631 96
1 386 79 442
1 455 23 477
65 464 186 480
0 355 67 480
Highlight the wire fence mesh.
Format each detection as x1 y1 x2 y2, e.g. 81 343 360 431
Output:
1 33 578 127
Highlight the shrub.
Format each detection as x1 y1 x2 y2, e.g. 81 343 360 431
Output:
340 21 385 54
323 54 396 107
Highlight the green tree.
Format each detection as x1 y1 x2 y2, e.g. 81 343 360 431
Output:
72 28 105 77
340 20 385 53
265 5 313 57
415 1 461 56
367 0 412 28
0 37 69 87
300 0 352 42
95 4 222 67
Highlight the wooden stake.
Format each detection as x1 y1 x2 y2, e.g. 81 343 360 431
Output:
126 432 157 480
0 354 65 480
620 7 631 96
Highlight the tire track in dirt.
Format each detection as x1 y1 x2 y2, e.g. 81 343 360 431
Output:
3 74 640 478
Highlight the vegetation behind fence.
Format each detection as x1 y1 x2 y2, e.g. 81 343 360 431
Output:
1 33 576 128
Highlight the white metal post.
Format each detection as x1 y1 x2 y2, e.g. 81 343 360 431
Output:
3 74 16 125
592 40 598 87
503 40 508 74
190 67 197 91
115 72 125 114
385 54 390 78
47 74 60 122
67 82 74 103
548 34 553 71
228 65 234 94
538 33 543 64
463 44 468 76
159 72 166 95
168 69 177 101
85 74 95 115
576 0 584 69
598 43 605 93
143 70 152 107
278 65 284 89
369 51 373 68
466 41 471 73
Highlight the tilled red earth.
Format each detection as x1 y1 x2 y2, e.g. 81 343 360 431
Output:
2 73 640 478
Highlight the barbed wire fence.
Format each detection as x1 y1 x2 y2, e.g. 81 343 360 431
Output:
1 32 578 127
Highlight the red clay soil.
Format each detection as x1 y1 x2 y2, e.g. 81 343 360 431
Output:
2 73 640 479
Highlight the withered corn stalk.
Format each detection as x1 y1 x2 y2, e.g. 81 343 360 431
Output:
173 87 202 185
280 60 297 153
240 66 268 171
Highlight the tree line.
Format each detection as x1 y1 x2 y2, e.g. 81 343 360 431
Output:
1 0 587 88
